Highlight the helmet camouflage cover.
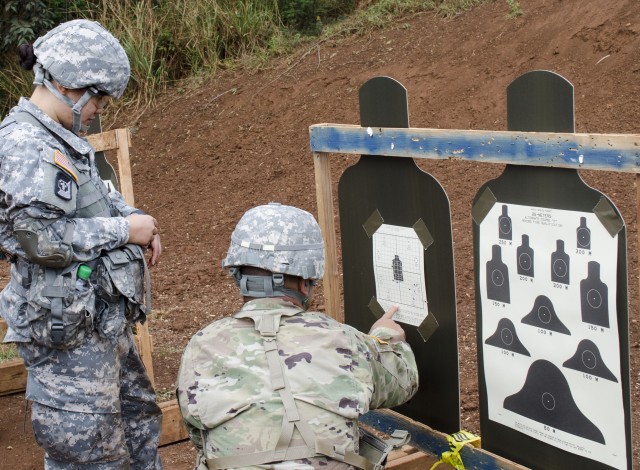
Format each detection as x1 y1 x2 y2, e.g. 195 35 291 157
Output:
33 19 130 98
222 203 325 280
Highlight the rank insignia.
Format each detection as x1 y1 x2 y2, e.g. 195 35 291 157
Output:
55 171 73 201
53 149 78 182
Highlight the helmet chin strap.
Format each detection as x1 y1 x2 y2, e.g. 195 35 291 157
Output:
34 64 97 134
230 268 315 309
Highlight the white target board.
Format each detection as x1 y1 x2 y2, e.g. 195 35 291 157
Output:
372 223 428 327
478 202 625 469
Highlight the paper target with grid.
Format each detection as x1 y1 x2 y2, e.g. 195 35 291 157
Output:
372 223 428 326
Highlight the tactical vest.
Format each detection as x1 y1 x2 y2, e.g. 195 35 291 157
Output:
2 111 149 348
203 309 409 470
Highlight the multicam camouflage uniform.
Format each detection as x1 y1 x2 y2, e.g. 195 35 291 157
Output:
177 297 418 470
0 21 162 469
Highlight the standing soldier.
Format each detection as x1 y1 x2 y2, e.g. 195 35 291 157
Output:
0 20 163 468
177 203 419 469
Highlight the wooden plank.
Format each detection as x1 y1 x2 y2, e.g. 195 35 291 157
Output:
0 318 26 397
86 129 119 152
313 152 342 321
361 409 529 470
112 128 155 386
159 399 189 446
0 359 27 396
309 124 640 172
637 173 640 298
387 450 439 469
115 128 136 206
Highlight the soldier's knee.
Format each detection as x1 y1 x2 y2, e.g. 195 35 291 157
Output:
31 402 129 466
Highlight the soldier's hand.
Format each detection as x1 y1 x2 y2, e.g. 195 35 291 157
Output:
370 305 406 341
126 214 158 247
148 233 162 267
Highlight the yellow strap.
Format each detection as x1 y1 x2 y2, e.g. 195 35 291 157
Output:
429 430 481 470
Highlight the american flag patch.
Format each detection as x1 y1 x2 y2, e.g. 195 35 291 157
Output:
53 150 78 182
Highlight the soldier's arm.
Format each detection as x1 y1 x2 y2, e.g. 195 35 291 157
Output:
13 208 128 266
0 148 128 266
359 307 419 410
107 189 142 217
176 347 206 453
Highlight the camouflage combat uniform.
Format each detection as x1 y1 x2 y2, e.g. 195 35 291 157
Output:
0 98 162 469
177 297 419 470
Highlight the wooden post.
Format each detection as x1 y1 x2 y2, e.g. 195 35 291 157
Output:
0 359 27 396
112 128 155 385
637 174 640 297
158 400 189 446
313 151 341 322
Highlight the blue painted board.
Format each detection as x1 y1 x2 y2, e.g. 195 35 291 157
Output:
309 124 640 172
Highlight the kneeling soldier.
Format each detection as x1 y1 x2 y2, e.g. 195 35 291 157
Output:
177 203 419 469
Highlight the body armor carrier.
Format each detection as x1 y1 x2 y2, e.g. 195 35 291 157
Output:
4 112 150 348
204 308 408 470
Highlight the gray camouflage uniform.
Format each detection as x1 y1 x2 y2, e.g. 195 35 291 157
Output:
0 96 162 468
177 297 418 470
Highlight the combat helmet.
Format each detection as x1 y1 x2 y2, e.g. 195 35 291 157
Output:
32 19 130 133
222 203 325 307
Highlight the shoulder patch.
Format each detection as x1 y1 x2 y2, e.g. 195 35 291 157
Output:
53 149 78 182
55 171 73 201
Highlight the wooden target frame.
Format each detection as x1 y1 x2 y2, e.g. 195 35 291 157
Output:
311 122 639 467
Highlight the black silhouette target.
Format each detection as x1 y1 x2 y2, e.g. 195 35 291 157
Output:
551 240 570 284
563 339 618 382
504 360 605 444
521 295 571 335
485 318 530 356
499 205 513 240
516 234 535 277
392 254 404 282
577 217 591 250
580 261 610 328
486 244 510 303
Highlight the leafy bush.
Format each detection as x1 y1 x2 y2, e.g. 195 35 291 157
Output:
0 0 92 116
0 1 55 56
278 0 357 35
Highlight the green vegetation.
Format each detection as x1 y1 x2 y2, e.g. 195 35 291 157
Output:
506 0 523 18
0 318 18 362
155 386 176 402
0 343 19 362
0 0 521 119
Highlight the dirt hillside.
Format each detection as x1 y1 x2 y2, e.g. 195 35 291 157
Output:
1 0 639 468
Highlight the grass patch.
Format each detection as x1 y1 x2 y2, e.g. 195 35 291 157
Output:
0 342 19 362
156 345 183 360
505 0 523 18
0 59 33 119
156 386 176 402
